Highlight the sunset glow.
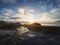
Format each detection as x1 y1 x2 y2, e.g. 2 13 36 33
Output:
0 0 59 24
29 19 35 24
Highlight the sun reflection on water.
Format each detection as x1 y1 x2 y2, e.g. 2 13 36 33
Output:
17 26 29 35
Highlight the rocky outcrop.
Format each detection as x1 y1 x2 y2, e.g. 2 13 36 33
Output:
0 21 22 30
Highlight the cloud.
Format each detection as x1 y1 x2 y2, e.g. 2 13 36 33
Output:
18 8 25 15
24 7 35 13
2 0 16 4
3 9 13 16
50 8 60 14
17 7 35 16
16 7 35 22
55 0 60 3
16 12 35 22
58 5 60 7
26 9 35 13
16 7 55 23
7 7 34 22
0 8 20 22
0 7 59 23
50 8 60 19
19 14 34 20
0 9 13 21
37 8 60 23
40 12 53 21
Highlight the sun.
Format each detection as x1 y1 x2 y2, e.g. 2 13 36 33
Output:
28 19 35 24
30 20 34 23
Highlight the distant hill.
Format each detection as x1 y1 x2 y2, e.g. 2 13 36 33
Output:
52 20 60 24
54 20 60 24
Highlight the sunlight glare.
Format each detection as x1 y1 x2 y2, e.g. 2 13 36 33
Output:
28 19 35 24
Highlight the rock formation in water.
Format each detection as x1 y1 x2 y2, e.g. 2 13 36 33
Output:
0 21 22 30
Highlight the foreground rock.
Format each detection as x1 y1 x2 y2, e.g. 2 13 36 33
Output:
0 30 23 45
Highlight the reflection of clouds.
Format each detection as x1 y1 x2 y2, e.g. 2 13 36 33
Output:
27 34 36 37
17 26 29 35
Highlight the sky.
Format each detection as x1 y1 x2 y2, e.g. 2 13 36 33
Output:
0 0 60 23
